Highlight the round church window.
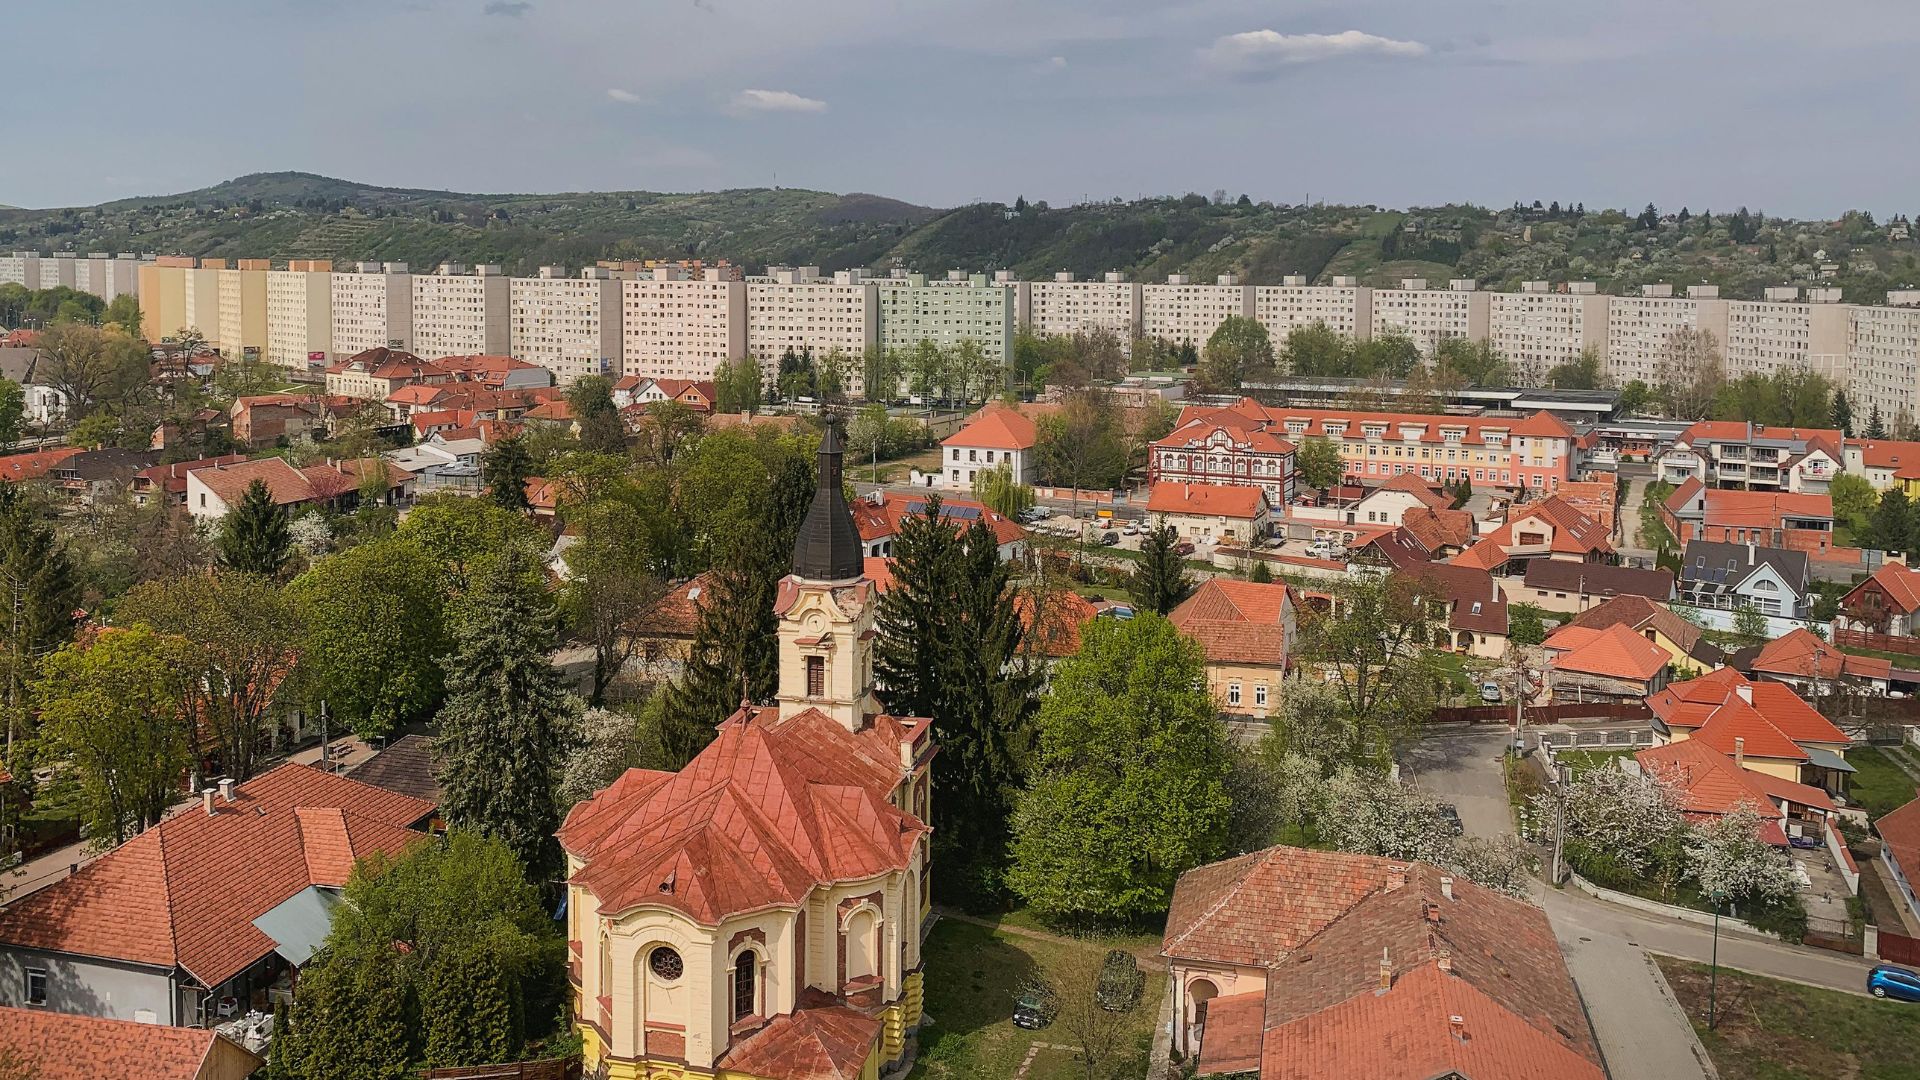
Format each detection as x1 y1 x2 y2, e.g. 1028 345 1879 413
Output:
649 946 684 982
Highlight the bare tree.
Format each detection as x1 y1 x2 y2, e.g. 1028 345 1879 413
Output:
1657 327 1726 420
1032 942 1140 1080
34 321 150 416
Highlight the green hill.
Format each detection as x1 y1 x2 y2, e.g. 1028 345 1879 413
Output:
2 174 1916 302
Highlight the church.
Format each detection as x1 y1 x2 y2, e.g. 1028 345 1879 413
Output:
559 422 936 1080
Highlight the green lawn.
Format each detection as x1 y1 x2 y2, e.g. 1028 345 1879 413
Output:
1654 957 1920 1080
1556 748 1635 778
1849 746 1919 818
910 917 1162 1080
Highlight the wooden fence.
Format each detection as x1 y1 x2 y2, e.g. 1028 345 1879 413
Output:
1834 628 1920 657
1879 930 1920 967
423 1061 577 1080
1430 702 1652 726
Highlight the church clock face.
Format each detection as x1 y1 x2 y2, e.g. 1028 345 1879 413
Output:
807 611 826 634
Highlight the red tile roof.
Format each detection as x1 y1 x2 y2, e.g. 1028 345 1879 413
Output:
1555 480 1618 535
0 1006 262 1080
385 383 449 406
1846 561 1920 616
1751 627 1891 681
1168 579 1293 666
638 572 721 640
849 492 1026 548
1400 506 1475 552
1370 473 1452 509
944 406 1037 451
1647 668 1848 753
1509 410 1578 439
1412 563 1509 637
1700 489 1833 529
133 454 250 498
1187 399 1575 449
1450 495 1611 569
189 456 315 507
1664 476 1704 516
1878 798 1920 889
558 703 929 925
0 764 432 987
1850 438 1920 473
1566 594 1704 653
1543 622 1671 682
715 990 881 1080
0 445 83 482
1194 991 1265 1074
1163 846 1388 968
1153 411 1296 457
1146 481 1268 519
1637 739 1833 820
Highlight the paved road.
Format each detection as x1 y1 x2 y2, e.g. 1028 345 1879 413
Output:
1398 729 1515 839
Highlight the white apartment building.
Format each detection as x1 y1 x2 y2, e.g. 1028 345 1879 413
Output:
509 266 622 385
1603 285 1729 388
745 267 877 392
1488 281 1610 384
1369 279 1487 357
1253 275 1372 342
1724 287 1849 382
182 260 224 344
0 252 40 288
72 253 142 303
412 263 509 359
621 267 746 382
330 262 414 359
1141 274 1252 348
265 261 334 369
873 270 1016 369
1017 272 1142 350
1847 297 1920 426
35 254 77 291
216 260 270 359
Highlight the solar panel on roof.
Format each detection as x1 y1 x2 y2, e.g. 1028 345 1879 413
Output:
942 505 982 520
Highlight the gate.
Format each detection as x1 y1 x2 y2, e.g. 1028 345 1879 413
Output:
1880 930 1920 966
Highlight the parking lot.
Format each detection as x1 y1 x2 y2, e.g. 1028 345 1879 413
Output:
1025 511 1152 552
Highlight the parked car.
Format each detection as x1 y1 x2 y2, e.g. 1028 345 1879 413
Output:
1102 605 1136 620
1437 804 1464 836
1121 524 1141 536
1306 541 1333 558
1173 541 1195 556
1012 984 1057 1028
1099 532 1121 547
1788 834 1821 850
1096 950 1144 1011
1868 965 1920 1002
1479 682 1503 704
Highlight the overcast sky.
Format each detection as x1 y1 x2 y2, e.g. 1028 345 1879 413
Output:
8 0 1919 217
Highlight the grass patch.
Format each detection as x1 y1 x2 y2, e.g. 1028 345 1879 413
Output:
1555 748 1635 778
1848 746 1919 818
910 917 1162 1080
1654 956 1920 1080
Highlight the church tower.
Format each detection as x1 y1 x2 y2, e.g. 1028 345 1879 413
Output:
775 420 882 731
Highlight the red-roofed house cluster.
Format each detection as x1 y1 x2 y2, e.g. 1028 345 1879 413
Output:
1162 846 1603 1080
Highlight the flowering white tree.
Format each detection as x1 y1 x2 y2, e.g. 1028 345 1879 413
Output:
1449 835 1536 899
1686 806 1799 909
557 705 644 806
288 512 333 557
1534 765 1685 877
1315 768 1455 864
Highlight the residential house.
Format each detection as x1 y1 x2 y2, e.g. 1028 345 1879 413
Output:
560 434 934 1080
1677 540 1810 618
0 446 82 483
1636 739 1839 846
1554 478 1620 538
1160 846 1602 1079
47 448 159 503
1168 579 1295 718
1398 505 1476 559
382 382 454 421
433 353 554 390
1656 421 1844 492
629 571 722 679
520 398 578 434
0 345 68 423
1647 667 1853 794
625 376 718 413
1838 561 1920 636
1661 480 1836 555
228 394 324 448
1148 406 1296 507
383 435 486 495
850 490 1028 561
1144 482 1271 545
0 1007 262 1080
1350 473 1452 528
345 734 444 808
1542 622 1673 701
1877 798 1920 926
1349 526 1434 574
322 347 451 401
0 764 434 1025
1745 627 1892 696
1519 559 1676 614
1412 563 1510 659
1563 594 1723 675
131 455 250 507
184 456 411 519
1010 589 1100 664
1843 438 1920 492
942 406 1039 490
1450 494 1613 575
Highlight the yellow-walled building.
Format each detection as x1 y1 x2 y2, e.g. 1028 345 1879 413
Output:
1647 667 1853 793
138 256 194 342
559 425 934 1080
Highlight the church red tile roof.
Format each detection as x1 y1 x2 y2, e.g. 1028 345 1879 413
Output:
0 764 432 988
0 1006 262 1080
1166 847 1600 1080
558 705 930 925
715 990 883 1080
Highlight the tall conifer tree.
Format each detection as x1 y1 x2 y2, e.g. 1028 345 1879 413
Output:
217 477 293 576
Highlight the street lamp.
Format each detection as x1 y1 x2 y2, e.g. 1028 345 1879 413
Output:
1707 887 1728 1029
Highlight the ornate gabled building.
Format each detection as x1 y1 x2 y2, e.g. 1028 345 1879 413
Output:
560 422 936 1080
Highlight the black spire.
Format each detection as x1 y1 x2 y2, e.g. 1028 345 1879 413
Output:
790 418 864 582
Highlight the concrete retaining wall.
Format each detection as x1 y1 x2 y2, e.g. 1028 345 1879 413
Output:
1567 872 1763 935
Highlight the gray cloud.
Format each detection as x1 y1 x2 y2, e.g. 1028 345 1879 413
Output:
729 88 828 114
483 1 531 16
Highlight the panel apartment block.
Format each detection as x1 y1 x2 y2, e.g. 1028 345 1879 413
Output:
745 267 877 392
1018 272 1142 351
35 254 77 291
412 263 510 359
509 267 622 385
1141 274 1252 348
1603 285 1729 388
0 252 40 288
137 256 195 342
182 260 225 347
266 261 334 369
874 271 1015 368
621 268 747 382
1253 275 1372 343
1368 279 1487 357
216 260 270 359
1724 287 1849 382
330 262 414 359
1488 281 1610 385
73 253 142 303
1847 296 1920 426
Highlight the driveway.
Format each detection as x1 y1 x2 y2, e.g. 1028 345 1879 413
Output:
1398 730 1514 839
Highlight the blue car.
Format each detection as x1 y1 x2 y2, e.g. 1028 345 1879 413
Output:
1868 965 1920 1001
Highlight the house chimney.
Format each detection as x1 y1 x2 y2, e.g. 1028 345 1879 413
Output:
1424 901 1440 924
1377 947 1392 992
218 778 236 803
1734 736 1746 767
1436 950 1454 975
202 788 218 816
1440 875 1454 901
1449 1015 1467 1042
1385 864 1407 892
1736 683 1753 705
